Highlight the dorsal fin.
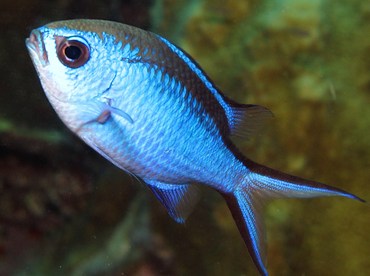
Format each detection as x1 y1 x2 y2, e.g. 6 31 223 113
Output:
228 104 273 139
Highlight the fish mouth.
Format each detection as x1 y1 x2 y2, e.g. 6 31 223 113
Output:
25 30 49 66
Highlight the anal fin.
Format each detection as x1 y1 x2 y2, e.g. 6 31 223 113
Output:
145 180 201 223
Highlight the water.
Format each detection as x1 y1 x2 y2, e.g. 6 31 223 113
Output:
0 0 369 275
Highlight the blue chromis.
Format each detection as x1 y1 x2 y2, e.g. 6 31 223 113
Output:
25 19 364 275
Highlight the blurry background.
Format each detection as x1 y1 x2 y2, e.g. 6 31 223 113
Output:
0 0 369 275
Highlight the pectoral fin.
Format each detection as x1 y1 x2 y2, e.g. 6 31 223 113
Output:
76 101 133 133
145 180 201 223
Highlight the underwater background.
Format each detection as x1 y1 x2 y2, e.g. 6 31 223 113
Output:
0 0 369 275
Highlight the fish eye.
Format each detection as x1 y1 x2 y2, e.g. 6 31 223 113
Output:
57 37 90 68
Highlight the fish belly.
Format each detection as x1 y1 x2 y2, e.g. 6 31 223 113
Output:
81 66 245 191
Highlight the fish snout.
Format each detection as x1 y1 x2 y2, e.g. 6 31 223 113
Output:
26 29 49 66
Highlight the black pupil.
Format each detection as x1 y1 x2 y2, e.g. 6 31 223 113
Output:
65 45 82 60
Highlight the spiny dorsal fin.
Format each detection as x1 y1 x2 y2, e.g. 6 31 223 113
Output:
145 180 201 223
228 104 273 139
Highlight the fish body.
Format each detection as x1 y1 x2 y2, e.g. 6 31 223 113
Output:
26 19 363 275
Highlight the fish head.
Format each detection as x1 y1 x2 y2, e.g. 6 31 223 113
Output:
25 20 140 133
25 20 123 105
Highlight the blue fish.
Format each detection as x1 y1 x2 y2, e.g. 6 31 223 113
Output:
25 19 364 275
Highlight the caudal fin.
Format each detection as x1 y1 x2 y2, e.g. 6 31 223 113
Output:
222 160 364 276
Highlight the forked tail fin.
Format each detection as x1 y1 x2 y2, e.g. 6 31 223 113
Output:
222 160 364 276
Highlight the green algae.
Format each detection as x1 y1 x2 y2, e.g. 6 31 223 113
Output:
0 117 66 144
154 0 370 275
0 0 368 275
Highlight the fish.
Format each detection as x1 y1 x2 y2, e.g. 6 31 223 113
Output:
25 19 364 275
